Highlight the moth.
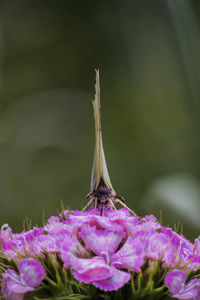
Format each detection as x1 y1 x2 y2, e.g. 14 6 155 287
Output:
82 70 136 216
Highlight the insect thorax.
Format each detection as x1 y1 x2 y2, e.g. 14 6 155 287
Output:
91 178 115 206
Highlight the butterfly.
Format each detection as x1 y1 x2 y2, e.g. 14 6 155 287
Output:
82 70 136 216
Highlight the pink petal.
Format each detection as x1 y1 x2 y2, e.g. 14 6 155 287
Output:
24 227 43 243
148 233 169 259
93 267 130 291
61 251 71 269
2 290 24 300
73 208 130 217
72 256 111 283
111 237 144 273
165 270 186 294
60 237 79 269
18 258 46 287
194 238 200 255
1 269 32 300
136 232 169 261
141 215 157 223
173 279 200 299
162 229 194 268
47 216 60 224
35 233 66 254
44 222 72 235
0 226 12 241
79 225 125 257
7 281 33 293
71 215 123 232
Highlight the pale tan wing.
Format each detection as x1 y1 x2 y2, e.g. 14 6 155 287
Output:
90 70 113 191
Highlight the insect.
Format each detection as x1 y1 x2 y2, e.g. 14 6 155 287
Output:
82 70 136 216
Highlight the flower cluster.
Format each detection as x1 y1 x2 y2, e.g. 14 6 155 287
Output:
0 208 200 299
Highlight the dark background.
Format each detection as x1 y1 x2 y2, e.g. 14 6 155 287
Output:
0 0 200 240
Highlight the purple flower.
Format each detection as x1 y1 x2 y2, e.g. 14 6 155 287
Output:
32 222 74 256
1 258 46 300
79 225 126 257
2 269 28 300
135 231 170 261
61 225 144 291
1 236 26 259
70 252 131 291
0 227 44 259
160 228 191 267
165 269 200 299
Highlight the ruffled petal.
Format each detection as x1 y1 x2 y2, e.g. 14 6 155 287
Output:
162 228 194 268
72 257 111 283
47 216 61 224
134 231 170 261
173 278 200 299
70 215 124 232
18 258 46 287
93 267 130 291
60 238 80 269
79 225 125 257
111 237 144 273
165 270 187 294
7 281 33 293
1 269 32 300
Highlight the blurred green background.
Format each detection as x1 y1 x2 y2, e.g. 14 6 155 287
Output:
0 0 200 240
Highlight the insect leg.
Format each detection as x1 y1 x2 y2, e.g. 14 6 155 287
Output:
81 197 95 212
115 195 125 203
86 192 93 199
114 199 137 216
100 206 104 216
94 197 97 214
110 199 117 211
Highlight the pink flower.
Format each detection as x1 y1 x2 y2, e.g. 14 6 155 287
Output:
62 225 144 291
32 222 74 255
1 258 46 300
135 231 170 261
165 269 200 299
161 228 195 269
0 227 44 259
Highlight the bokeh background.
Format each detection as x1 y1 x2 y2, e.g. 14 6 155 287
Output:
0 0 200 240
